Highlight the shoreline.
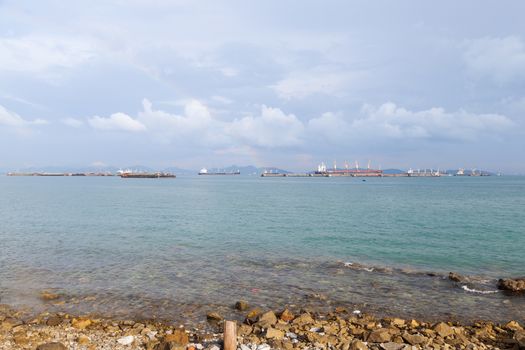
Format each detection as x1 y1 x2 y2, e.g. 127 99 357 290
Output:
1 302 524 350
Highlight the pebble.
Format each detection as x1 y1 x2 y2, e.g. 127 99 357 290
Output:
117 335 134 345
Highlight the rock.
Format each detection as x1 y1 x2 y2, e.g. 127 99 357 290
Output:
292 313 314 326
256 344 271 350
380 343 405 350
505 320 523 331
498 278 525 292
390 318 405 327
514 330 525 347
335 306 348 313
279 308 294 322
72 318 92 329
164 329 189 345
434 322 454 338
238 324 253 336
13 334 29 346
402 333 427 345
246 308 262 324
257 311 277 328
46 315 63 326
206 312 223 322
368 328 392 343
448 272 463 282
117 335 135 345
77 335 90 345
40 291 60 301
408 319 419 328
235 300 249 311
266 327 284 339
36 343 67 350
350 340 369 350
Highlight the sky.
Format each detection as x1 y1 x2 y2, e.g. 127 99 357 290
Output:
0 1 524 172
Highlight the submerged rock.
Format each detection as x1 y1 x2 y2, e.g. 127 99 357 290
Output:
448 272 463 282
235 300 249 311
206 312 223 322
498 278 525 292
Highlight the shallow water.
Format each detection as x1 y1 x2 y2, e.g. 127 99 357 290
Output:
0 175 524 323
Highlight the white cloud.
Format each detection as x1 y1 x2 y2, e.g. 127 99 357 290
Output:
0 35 96 75
464 36 525 84
88 112 146 132
272 67 363 100
61 118 84 128
0 104 48 128
228 105 305 147
309 103 514 143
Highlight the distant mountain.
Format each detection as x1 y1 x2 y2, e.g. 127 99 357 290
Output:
162 167 196 175
203 165 290 175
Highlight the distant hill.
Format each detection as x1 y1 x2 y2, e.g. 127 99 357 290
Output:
202 165 290 176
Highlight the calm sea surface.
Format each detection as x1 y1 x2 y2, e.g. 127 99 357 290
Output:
0 175 524 324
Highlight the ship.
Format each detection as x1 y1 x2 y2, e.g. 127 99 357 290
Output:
455 168 467 176
407 168 442 177
198 168 240 175
314 161 383 177
118 169 176 178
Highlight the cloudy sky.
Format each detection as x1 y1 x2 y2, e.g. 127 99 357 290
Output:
1 1 524 172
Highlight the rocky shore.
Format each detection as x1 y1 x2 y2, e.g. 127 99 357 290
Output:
1 301 524 350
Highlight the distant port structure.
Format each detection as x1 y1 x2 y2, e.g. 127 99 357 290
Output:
261 161 494 178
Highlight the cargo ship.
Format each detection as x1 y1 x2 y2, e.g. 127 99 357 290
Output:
118 170 175 178
198 168 240 175
314 161 383 177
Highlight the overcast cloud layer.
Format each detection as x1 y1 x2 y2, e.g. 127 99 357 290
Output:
1 1 524 172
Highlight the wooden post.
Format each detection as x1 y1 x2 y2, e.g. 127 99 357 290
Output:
224 320 237 350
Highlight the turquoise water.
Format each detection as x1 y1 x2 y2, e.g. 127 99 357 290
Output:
0 175 524 323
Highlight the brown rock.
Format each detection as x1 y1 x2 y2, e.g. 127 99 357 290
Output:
40 291 60 301
350 340 369 350
408 319 419 328
368 328 392 343
335 306 348 313
498 278 525 292
72 318 92 329
257 311 277 328
279 309 295 322
46 316 63 326
245 308 262 324
164 329 189 345
13 334 29 346
433 322 453 338
380 343 405 350
505 320 523 331
77 335 90 345
36 343 67 350
206 312 223 321
515 330 525 348
292 313 314 326
402 332 427 345
266 327 284 339
238 324 253 336
389 318 405 327
235 300 249 311
448 272 463 282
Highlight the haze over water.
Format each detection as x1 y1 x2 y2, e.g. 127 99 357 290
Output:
1 175 524 324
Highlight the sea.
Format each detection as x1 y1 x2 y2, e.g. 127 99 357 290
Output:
0 175 524 325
